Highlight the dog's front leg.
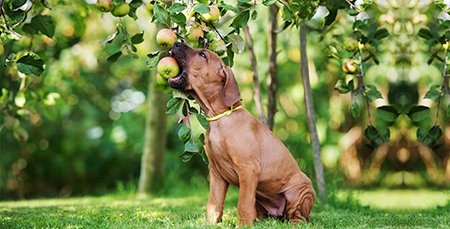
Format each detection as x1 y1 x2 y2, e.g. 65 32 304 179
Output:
207 170 229 223
237 165 260 227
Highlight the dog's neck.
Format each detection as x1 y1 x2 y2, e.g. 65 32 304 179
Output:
190 90 242 118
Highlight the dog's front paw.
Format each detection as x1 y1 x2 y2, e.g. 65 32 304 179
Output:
207 212 222 224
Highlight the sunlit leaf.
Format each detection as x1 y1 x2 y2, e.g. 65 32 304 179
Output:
17 53 44 76
178 126 191 142
350 101 360 119
377 106 399 122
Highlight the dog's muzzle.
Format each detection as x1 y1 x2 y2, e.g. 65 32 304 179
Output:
168 42 189 90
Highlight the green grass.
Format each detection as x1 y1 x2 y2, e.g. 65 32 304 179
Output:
1 187 450 228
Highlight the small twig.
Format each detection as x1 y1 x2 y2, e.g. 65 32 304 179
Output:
185 100 195 144
436 49 449 125
345 0 362 12
208 22 226 44
358 49 372 126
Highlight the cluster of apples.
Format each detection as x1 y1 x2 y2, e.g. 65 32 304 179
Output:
96 0 130 17
155 4 226 86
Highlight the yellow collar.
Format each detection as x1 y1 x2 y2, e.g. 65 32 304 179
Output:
206 105 243 122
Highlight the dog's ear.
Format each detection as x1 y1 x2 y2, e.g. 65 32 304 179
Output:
221 66 240 107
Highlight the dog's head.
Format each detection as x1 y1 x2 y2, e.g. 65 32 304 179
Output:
168 42 240 107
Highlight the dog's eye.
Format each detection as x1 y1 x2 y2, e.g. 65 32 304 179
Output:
199 52 207 59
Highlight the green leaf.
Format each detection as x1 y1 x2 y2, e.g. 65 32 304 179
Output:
146 51 160 68
365 88 383 102
171 12 186 27
447 104 450 119
185 142 200 153
194 4 210 14
31 15 55 38
231 10 250 29
428 125 443 142
379 127 390 142
226 45 235 67
22 24 39 35
40 0 51 9
251 10 258 20
131 32 144 44
100 29 120 46
16 53 44 76
169 3 185 13
107 51 122 62
324 9 337 27
129 0 143 8
373 28 389 40
350 101 360 119
364 125 383 147
178 126 191 142
166 98 184 115
407 106 430 122
377 106 399 122
417 127 427 142
418 28 434 40
275 21 292 33
262 0 276 6
282 5 293 21
334 79 350 94
195 113 210 130
228 34 245 53
153 4 169 24
220 3 237 13
179 151 195 162
424 87 442 101
12 0 27 8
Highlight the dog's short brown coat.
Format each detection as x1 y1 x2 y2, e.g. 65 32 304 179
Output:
169 42 315 226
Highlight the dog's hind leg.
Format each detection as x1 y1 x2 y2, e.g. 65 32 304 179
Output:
283 173 316 223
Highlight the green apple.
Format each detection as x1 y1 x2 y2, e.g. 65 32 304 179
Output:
342 60 357 73
208 38 226 55
343 38 358 52
186 26 204 42
111 3 130 17
157 57 180 79
156 74 168 85
200 5 220 22
156 29 177 50
96 0 112 12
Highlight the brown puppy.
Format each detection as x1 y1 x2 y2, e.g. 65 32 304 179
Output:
169 42 315 226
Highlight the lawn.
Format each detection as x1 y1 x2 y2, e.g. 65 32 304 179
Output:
1 187 450 228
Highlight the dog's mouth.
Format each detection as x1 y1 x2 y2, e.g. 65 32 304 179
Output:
168 51 188 90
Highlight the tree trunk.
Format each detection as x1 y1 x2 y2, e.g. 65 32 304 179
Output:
138 24 168 196
243 25 267 126
299 20 327 203
267 5 279 131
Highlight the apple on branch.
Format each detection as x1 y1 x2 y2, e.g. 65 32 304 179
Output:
156 29 177 50
157 57 180 79
111 3 130 17
200 5 220 22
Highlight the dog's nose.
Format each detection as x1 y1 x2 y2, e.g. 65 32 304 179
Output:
173 41 182 48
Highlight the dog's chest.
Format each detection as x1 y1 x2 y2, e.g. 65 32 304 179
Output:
205 135 239 186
